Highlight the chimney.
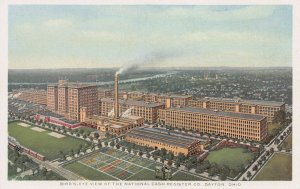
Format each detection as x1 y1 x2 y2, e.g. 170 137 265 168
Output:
114 74 119 119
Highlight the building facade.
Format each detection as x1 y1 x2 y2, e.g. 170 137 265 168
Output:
125 127 207 156
158 107 268 141
187 97 285 122
15 89 47 105
46 80 98 121
100 98 165 123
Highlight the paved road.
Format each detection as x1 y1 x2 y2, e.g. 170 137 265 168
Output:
238 122 292 181
30 157 85 180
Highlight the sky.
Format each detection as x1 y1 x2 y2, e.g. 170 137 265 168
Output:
8 5 292 69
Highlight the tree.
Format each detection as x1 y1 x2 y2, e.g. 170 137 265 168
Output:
195 165 204 174
153 156 158 161
167 160 173 166
69 149 74 157
110 141 115 147
208 166 218 177
104 141 108 147
160 148 167 157
273 110 286 124
94 132 100 139
79 129 84 134
185 161 193 170
83 134 87 139
40 167 47 176
138 151 143 157
97 142 102 148
175 160 181 168
177 153 186 163
146 153 151 159
219 172 228 181
247 171 252 178
252 165 258 172
121 146 125 152
128 148 132 153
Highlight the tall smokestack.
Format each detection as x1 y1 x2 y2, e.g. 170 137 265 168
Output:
114 74 119 119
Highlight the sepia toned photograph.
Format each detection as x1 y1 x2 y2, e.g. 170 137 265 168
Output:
1 1 299 189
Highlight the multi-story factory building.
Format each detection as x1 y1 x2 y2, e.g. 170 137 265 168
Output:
15 89 47 105
98 89 114 99
122 92 192 107
47 80 98 121
125 127 208 156
158 107 268 141
100 98 164 123
187 97 285 122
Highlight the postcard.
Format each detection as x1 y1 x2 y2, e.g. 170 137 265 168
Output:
0 1 299 189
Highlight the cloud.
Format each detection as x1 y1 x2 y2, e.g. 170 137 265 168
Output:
182 31 275 44
159 6 278 22
43 19 73 28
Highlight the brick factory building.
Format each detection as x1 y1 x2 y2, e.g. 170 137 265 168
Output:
14 89 47 105
187 97 285 122
125 127 208 156
122 92 192 107
158 107 268 141
81 113 144 135
118 91 284 122
100 98 165 123
47 80 98 121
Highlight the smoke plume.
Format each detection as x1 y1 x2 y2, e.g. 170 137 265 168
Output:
116 51 176 75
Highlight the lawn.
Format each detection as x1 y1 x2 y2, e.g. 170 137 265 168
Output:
206 147 254 170
64 162 117 180
268 123 281 134
126 169 157 180
254 153 292 181
171 171 207 181
8 121 89 160
281 133 292 150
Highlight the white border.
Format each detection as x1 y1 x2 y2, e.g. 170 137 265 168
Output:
1 1 299 189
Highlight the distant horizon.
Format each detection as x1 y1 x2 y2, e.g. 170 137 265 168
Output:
8 66 292 71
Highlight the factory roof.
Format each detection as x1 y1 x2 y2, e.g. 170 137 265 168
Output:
201 97 284 107
126 127 206 148
169 107 266 121
48 83 97 88
170 94 193 99
101 98 164 108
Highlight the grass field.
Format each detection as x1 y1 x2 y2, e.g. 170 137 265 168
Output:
254 153 292 181
268 123 281 134
171 171 207 181
206 147 254 170
126 169 158 180
64 162 117 180
281 134 292 150
8 121 89 160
